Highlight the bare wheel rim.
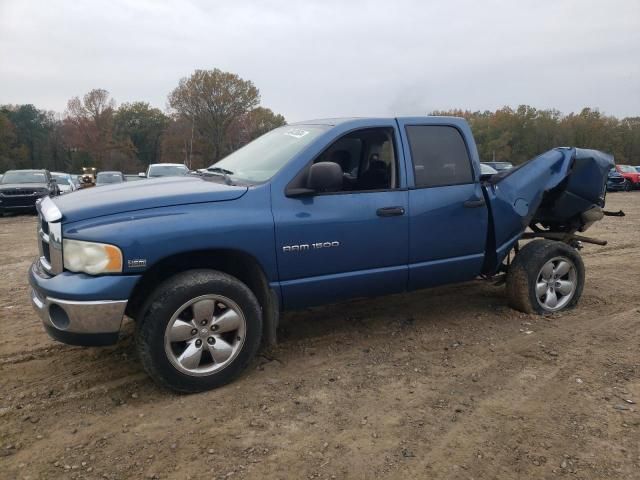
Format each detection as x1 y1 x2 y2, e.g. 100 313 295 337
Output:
535 256 577 312
164 294 246 376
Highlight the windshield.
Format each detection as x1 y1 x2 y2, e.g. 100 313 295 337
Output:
210 125 329 183
96 173 123 184
1 171 47 184
618 165 637 173
52 174 70 185
147 165 188 178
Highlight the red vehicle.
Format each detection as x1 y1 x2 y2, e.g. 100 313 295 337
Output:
615 165 640 190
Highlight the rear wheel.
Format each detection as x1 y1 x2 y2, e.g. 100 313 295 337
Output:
136 269 262 392
506 240 585 314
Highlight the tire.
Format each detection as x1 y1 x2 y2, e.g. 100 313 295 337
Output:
506 240 585 314
624 180 632 192
136 269 262 393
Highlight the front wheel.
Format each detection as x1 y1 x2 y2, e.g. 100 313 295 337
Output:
506 240 585 314
136 269 262 392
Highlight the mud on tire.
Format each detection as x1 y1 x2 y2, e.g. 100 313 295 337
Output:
506 240 585 314
136 269 262 393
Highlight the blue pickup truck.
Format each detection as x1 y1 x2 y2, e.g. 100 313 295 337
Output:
29 117 614 392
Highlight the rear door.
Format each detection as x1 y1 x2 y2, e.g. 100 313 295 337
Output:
396 120 488 290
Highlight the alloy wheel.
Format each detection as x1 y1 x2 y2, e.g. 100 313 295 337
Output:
164 294 246 376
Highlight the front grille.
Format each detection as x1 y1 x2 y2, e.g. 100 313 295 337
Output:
40 215 49 235
35 197 63 275
42 239 51 264
608 177 625 184
37 211 52 272
1 195 38 207
1 189 38 196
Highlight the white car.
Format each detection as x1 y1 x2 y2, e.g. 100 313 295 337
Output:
479 163 498 180
51 172 77 194
143 163 189 179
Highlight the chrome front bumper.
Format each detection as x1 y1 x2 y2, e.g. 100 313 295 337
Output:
30 287 126 346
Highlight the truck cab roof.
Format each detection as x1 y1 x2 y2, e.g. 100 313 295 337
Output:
290 116 469 128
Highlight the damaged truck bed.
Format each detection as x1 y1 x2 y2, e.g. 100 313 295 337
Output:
29 116 618 392
483 147 614 274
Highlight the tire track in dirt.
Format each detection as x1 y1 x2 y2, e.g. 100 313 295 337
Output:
398 306 640 479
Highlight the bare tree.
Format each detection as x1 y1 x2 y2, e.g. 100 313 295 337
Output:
168 69 260 162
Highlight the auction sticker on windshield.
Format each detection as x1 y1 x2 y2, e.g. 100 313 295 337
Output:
284 128 309 139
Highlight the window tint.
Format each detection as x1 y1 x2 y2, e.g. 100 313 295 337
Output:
313 127 398 192
406 126 473 188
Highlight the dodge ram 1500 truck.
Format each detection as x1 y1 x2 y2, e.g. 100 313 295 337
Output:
29 117 614 392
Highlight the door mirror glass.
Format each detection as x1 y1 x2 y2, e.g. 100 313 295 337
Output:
308 162 343 193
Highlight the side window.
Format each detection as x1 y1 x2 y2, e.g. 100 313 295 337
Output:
313 127 398 192
406 125 473 188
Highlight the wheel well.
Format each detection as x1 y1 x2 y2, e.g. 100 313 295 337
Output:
126 249 279 345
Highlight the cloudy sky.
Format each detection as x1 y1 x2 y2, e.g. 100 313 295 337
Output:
1 0 638 121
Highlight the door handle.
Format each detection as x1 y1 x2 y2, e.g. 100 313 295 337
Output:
463 198 486 208
376 206 405 217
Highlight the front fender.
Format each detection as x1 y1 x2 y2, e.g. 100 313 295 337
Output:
61 186 278 282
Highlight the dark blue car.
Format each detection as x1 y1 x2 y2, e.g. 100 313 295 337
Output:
29 117 614 392
607 168 628 191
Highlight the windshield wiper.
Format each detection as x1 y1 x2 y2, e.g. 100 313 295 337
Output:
207 167 234 175
204 167 234 185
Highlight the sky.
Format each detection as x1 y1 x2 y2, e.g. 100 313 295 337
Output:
1 0 639 122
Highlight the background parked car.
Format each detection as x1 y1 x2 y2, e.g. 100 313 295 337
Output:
615 165 640 190
479 162 498 180
635 166 640 174
144 163 189 178
95 171 125 186
482 161 513 172
0 169 59 214
124 174 144 182
607 168 628 192
51 172 77 194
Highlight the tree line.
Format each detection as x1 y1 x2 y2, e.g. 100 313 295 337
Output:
433 106 640 166
0 68 286 174
1 71 639 174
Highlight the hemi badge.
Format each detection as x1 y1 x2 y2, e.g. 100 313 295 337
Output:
127 259 147 268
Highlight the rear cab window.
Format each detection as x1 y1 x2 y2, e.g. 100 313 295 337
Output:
405 125 473 188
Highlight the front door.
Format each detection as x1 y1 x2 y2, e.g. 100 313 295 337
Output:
272 127 409 309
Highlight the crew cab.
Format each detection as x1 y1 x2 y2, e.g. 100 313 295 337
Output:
29 117 614 392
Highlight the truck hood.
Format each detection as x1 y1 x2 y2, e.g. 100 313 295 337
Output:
53 176 248 223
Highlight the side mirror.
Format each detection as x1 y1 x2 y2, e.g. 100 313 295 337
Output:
308 162 343 193
138 172 146 178
286 162 344 197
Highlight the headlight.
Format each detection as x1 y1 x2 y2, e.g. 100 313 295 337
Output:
63 239 123 274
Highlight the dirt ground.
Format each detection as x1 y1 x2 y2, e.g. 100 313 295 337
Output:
1 193 639 480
